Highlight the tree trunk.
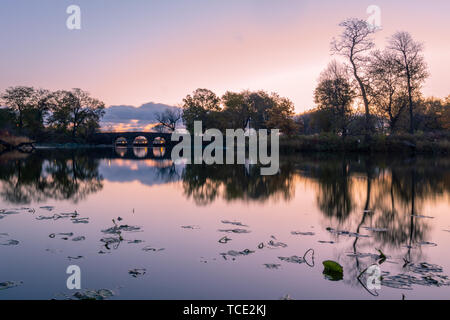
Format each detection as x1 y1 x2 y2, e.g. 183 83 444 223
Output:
350 58 371 138
18 108 23 130
407 75 414 134
404 54 414 134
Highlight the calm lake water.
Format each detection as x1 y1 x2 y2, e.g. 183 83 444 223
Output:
0 147 449 300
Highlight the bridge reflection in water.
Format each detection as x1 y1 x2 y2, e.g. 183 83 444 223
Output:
115 146 167 159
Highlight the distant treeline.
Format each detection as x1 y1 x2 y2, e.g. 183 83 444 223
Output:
0 87 105 142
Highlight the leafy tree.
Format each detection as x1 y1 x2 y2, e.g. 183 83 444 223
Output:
49 88 105 140
414 97 448 132
441 96 450 130
296 108 334 134
1 86 35 129
314 60 355 136
265 94 298 135
221 90 253 130
0 108 16 130
222 90 296 134
24 89 55 137
246 91 276 130
0 87 54 137
181 88 221 133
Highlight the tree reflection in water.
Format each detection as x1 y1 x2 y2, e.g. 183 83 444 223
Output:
0 149 104 204
181 162 296 205
1 150 449 257
181 154 450 256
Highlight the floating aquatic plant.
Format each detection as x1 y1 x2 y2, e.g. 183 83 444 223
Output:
221 249 255 259
221 220 248 227
218 228 251 234
267 240 288 248
71 289 114 300
291 231 315 236
129 268 146 278
322 260 344 281
264 264 281 270
0 281 23 290
278 249 314 267
142 246 165 252
326 227 369 238
218 236 232 244
0 239 19 246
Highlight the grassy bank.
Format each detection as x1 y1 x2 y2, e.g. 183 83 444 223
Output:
279 132 450 155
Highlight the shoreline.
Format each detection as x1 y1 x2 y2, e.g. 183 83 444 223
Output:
2 131 448 155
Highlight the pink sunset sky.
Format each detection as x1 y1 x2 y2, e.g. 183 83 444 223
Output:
1 0 449 113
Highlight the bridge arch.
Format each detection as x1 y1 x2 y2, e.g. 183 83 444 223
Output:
133 136 148 146
115 137 128 146
153 136 166 145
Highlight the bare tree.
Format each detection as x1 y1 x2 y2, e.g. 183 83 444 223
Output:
155 109 182 132
331 18 376 136
388 32 428 134
368 49 408 133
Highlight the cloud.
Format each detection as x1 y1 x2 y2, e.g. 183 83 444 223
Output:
101 102 181 132
99 159 183 186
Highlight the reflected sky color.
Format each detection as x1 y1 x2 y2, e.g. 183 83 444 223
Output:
1 0 449 113
1 150 450 299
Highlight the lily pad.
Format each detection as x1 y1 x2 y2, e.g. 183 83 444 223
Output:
0 239 19 246
218 228 250 234
322 260 343 281
181 225 200 230
72 289 114 300
68 255 84 260
221 220 248 227
264 264 281 270
71 217 89 224
102 225 141 234
278 255 304 264
127 239 144 244
142 246 165 252
218 236 232 244
0 281 23 290
221 249 254 259
326 227 369 238
363 227 388 232
267 240 288 248
291 231 315 236
39 206 54 211
129 268 146 278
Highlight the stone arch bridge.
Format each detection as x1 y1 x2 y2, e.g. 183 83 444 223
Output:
90 132 174 146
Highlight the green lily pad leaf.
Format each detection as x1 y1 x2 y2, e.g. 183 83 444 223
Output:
322 260 343 281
